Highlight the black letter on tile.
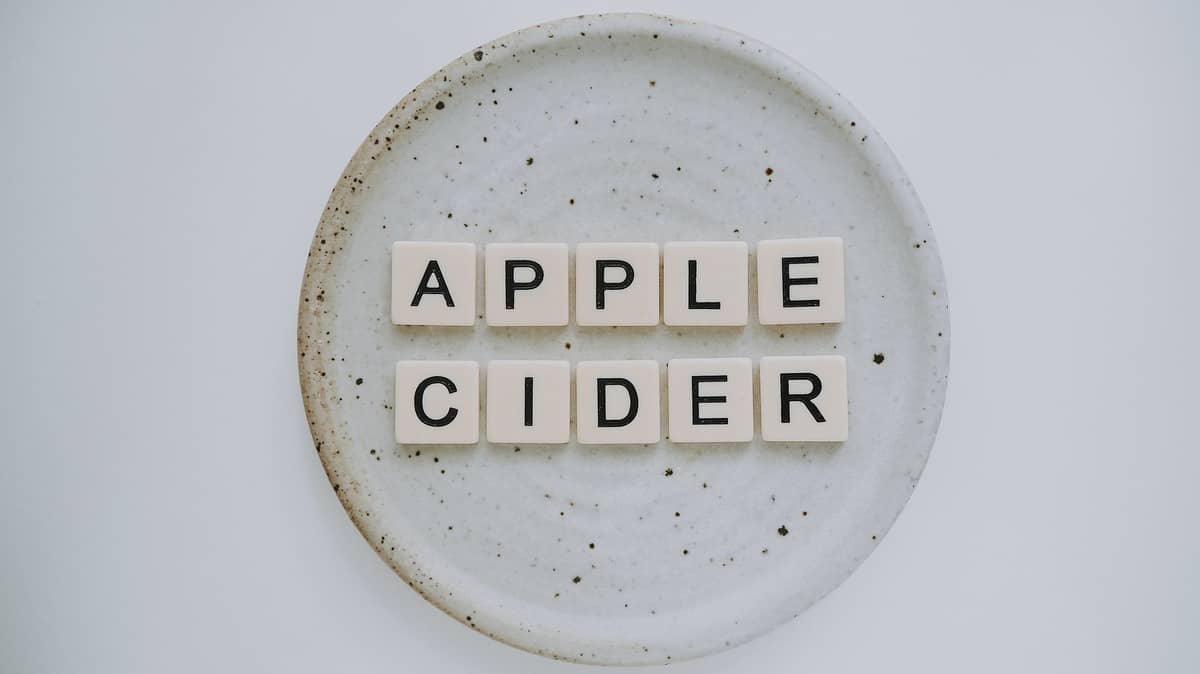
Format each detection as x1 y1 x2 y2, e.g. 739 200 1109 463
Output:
781 256 819 308
687 260 721 309
595 260 634 310
505 260 544 309
780 372 825 423
523 376 534 427
414 376 458 427
597 378 639 427
411 260 455 307
691 375 728 425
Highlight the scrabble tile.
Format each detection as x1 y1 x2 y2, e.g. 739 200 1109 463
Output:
575 360 661 444
486 360 571 443
666 357 753 443
575 243 660 326
394 361 479 444
662 242 748 326
391 242 477 326
485 243 569 326
756 237 845 324
759 356 848 441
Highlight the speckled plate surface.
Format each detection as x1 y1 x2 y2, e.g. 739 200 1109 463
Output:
298 13 949 665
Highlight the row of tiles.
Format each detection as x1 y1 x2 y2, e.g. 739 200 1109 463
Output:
395 356 847 445
391 238 845 327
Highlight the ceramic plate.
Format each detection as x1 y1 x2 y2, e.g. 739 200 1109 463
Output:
298 13 949 665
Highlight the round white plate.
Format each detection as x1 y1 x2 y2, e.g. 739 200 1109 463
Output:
299 13 949 665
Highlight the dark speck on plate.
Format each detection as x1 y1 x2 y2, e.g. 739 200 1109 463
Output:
873 353 885 364
777 525 789 536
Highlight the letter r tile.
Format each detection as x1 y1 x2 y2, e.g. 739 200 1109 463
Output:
759 355 848 441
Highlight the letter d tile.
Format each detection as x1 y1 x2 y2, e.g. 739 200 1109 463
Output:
576 360 661 444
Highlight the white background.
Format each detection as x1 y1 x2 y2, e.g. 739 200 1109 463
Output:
3 1 1198 671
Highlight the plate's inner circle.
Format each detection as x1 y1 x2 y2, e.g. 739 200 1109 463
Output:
299 14 949 666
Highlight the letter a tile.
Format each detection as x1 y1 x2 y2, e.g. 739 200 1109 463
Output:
391 242 477 326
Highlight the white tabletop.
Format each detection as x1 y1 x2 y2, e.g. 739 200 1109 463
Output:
2 2 1198 672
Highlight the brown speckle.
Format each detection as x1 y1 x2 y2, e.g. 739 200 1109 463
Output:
473 50 483 61
765 167 774 176
435 101 445 110
873 353 885 364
